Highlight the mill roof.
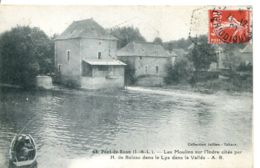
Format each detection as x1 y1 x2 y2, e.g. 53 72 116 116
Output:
171 48 187 57
56 18 117 40
117 41 172 57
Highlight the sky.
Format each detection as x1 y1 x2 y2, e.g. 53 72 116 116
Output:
0 5 209 42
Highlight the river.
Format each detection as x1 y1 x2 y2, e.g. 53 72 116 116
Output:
0 87 252 168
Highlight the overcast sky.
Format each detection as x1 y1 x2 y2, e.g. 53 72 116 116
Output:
0 5 209 42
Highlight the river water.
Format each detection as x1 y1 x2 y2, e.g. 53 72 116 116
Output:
0 87 252 168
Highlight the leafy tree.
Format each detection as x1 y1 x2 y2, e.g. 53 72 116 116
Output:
0 26 54 88
153 37 163 45
188 35 217 71
165 56 194 83
110 26 146 49
237 62 252 72
221 44 243 71
163 38 192 51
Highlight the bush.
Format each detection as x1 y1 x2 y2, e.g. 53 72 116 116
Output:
0 26 54 88
165 56 194 84
237 62 253 72
194 75 252 92
191 71 219 83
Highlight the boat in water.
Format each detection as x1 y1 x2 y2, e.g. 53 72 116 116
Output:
9 134 37 167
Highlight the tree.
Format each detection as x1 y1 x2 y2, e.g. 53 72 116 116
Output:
221 44 243 71
110 26 146 49
0 26 54 88
163 38 192 52
124 61 136 85
165 56 194 84
153 37 163 45
188 35 217 71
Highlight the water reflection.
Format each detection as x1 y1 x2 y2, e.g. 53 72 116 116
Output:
0 88 252 168
8 161 37 168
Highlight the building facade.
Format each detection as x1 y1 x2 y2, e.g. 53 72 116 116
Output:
117 42 175 86
215 43 252 71
55 19 125 89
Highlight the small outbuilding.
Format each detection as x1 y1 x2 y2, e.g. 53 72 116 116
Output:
117 41 175 86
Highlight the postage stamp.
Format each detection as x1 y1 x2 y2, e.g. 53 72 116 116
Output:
208 9 251 44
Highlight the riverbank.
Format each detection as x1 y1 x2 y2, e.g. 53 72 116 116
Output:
163 78 252 94
0 83 22 89
1 76 252 95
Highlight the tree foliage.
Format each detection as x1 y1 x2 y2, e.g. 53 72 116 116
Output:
188 35 217 71
110 26 146 49
163 38 193 52
165 56 194 84
221 44 243 71
0 26 54 88
153 37 163 45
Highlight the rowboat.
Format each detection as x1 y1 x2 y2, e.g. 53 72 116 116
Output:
9 134 37 167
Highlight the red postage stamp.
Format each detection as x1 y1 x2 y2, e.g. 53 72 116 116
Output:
208 9 251 44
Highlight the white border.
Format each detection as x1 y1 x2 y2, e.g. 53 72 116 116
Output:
0 0 255 5
0 1 258 168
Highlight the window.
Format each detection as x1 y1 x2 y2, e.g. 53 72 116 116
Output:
98 66 108 71
66 50 70 61
156 66 159 73
58 64 61 72
139 56 142 60
145 66 148 73
98 52 101 59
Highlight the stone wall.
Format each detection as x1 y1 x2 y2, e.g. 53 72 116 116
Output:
135 57 170 77
55 38 119 88
136 76 165 86
36 76 54 89
118 56 171 78
81 76 124 89
55 39 81 81
80 39 117 59
81 65 125 89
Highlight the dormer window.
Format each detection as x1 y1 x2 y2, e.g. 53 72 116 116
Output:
66 50 70 61
98 52 101 59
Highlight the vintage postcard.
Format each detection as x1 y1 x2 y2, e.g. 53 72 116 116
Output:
0 5 253 168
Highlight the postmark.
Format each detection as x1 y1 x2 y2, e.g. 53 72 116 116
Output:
208 9 251 44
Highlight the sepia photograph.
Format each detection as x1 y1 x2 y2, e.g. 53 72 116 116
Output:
0 5 253 168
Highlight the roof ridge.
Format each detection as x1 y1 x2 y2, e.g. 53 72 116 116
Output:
55 18 117 40
73 18 94 23
117 40 171 57
132 41 161 45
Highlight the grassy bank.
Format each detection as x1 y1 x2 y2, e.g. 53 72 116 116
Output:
165 77 252 94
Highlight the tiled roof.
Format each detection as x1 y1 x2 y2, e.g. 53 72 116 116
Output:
117 41 172 57
56 18 117 40
171 48 187 57
82 58 126 66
